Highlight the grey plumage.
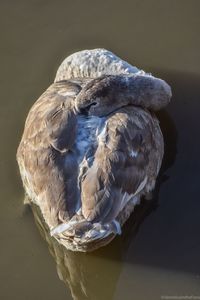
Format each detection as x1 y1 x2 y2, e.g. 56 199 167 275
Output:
17 49 171 252
75 74 171 115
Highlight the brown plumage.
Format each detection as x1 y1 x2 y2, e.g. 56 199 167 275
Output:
17 49 171 251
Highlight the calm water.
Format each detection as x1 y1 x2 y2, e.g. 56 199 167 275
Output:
1 1 200 299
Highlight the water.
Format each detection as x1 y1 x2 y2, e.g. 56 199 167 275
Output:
1 0 200 299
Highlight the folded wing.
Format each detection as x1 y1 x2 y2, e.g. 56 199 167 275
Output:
81 106 164 223
17 80 82 227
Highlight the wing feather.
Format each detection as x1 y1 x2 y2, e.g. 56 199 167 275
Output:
81 106 163 223
17 80 83 227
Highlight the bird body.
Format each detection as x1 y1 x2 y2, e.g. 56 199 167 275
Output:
17 49 171 251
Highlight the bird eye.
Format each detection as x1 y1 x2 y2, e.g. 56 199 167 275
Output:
79 102 98 115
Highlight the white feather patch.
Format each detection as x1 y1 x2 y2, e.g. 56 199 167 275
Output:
57 90 76 97
50 220 84 236
130 150 138 158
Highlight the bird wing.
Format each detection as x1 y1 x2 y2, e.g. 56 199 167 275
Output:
17 80 84 227
81 106 163 224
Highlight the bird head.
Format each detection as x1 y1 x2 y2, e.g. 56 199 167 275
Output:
75 74 172 117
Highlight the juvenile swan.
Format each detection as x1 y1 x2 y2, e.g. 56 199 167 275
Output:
17 49 172 252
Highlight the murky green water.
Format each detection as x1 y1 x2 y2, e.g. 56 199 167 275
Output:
1 1 200 299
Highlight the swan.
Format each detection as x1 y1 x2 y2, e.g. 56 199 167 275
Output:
17 49 172 252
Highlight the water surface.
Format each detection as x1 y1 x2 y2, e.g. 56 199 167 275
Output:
1 1 200 299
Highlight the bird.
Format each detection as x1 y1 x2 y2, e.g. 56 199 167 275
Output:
17 49 172 252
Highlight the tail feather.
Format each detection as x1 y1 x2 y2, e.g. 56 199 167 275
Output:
50 216 122 243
